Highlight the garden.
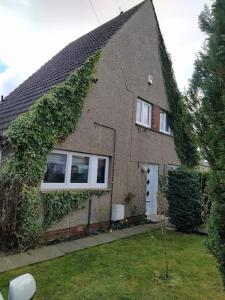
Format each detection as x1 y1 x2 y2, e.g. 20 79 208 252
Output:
0 1 225 298
0 229 225 300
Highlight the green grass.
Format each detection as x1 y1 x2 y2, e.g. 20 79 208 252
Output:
0 230 225 300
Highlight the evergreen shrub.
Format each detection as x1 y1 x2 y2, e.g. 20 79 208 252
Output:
207 171 225 285
199 171 210 224
167 167 202 232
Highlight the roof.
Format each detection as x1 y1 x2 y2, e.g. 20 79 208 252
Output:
0 1 145 136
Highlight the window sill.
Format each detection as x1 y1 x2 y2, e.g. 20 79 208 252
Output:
41 187 111 193
135 122 151 129
159 130 171 136
135 123 173 137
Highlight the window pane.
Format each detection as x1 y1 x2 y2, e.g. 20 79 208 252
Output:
71 156 89 183
44 153 67 183
143 104 150 125
136 101 141 123
165 114 170 133
97 159 106 183
160 112 164 131
166 118 170 132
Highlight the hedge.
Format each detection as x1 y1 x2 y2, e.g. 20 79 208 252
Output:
167 167 203 233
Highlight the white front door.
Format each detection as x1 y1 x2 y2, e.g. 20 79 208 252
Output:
146 164 158 215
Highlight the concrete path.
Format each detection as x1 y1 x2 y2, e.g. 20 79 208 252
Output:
0 223 160 273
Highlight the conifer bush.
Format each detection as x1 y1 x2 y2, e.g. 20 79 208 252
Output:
167 168 202 233
187 0 225 285
207 171 225 285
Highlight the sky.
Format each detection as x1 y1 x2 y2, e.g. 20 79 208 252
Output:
0 0 211 97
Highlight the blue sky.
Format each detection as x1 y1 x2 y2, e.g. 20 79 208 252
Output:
0 0 211 97
0 61 8 73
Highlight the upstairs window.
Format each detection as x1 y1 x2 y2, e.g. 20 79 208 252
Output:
42 150 109 190
160 111 171 134
136 98 152 128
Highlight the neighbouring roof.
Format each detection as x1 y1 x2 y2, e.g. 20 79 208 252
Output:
0 1 145 136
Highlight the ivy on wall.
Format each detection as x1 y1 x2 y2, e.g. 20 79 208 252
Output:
158 33 199 167
17 186 43 250
4 51 101 187
42 190 107 228
16 189 107 250
0 51 101 250
153 6 199 167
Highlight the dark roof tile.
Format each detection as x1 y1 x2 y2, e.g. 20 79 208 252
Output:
0 1 144 135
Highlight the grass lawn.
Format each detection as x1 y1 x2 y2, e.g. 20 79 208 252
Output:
0 230 225 300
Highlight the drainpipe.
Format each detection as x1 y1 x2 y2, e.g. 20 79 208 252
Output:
94 122 117 229
87 197 92 235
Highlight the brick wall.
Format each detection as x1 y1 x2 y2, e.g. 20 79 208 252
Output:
152 105 160 131
42 215 145 242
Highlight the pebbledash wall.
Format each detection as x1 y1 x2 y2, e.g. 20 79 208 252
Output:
43 1 180 240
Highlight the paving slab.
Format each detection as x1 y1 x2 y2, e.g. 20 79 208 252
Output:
0 223 160 273
127 224 158 233
110 228 141 238
144 223 161 230
27 245 65 263
78 236 100 248
56 239 86 254
146 215 168 224
1 253 35 271
0 257 14 273
57 237 99 254
92 233 117 244
128 224 149 232
110 224 160 238
110 230 130 238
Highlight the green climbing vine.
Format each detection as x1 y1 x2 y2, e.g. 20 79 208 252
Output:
156 19 199 167
15 189 107 250
0 51 101 250
42 190 107 228
16 186 43 250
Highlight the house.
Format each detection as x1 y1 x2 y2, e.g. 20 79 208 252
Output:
0 0 180 242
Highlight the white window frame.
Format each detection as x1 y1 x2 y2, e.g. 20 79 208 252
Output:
160 111 171 134
41 150 109 190
168 165 179 171
136 98 152 128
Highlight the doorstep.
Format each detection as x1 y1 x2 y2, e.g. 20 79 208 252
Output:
146 214 168 224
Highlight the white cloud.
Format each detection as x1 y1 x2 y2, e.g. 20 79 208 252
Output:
0 0 211 97
0 0 100 97
0 68 23 96
153 0 211 89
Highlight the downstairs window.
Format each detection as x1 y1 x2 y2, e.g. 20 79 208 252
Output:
42 150 109 190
